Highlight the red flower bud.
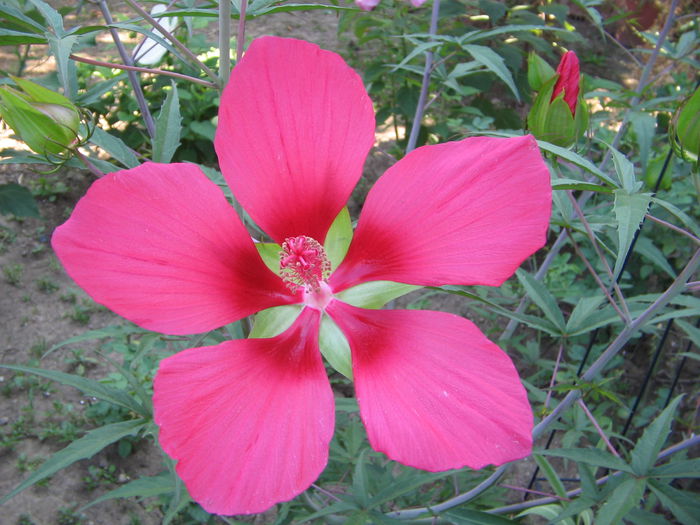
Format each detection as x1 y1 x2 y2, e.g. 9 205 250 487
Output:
551 51 580 116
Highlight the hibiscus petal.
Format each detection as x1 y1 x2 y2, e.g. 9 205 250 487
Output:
330 135 551 291
327 301 533 470
154 307 334 515
215 36 375 244
52 162 295 335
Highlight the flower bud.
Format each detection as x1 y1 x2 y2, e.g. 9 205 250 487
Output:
527 51 587 148
0 77 80 156
670 84 700 168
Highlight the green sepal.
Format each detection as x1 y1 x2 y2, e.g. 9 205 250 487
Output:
319 314 353 379
337 280 420 309
527 52 555 91
670 85 700 166
325 207 353 270
255 242 282 275
249 304 303 338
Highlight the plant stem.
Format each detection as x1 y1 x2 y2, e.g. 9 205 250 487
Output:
97 0 156 139
405 0 440 154
70 54 216 88
237 0 248 63
123 0 219 84
219 0 231 85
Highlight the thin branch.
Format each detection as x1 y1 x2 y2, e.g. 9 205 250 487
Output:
577 398 620 457
405 0 440 154
566 229 629 323
219 0 231 85
566 189 631 323
489 433 700 515
236 0 248 63
70 54 216 88
388 248 700 520
123 0 219 84
97 0 156 139
544 343 565 410
646 213 700 245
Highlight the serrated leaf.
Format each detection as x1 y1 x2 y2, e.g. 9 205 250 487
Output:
566 295 605 334
634 236 676 278
552 178 612 192
539 448 634 473
596 477 646 525
648 480 700 525
152 82 181 163
464 44 520 101
82 472 172 509
0 419 145 504
612 189 652 280
610 146 639 193
47 34 78 99
516 269 565 332
630 395 683 475
337 281 419 309
27 0 65 33
0 364 147 416
650 458 700 478
89 127 139 168
0 182 39 217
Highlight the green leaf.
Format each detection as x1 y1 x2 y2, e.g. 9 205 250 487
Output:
612 189 652 280
610 146 639 193
89 127 139 169
463 44 520 101
552 178 612 193
152 82 181 163
27 0 65 34
47 34 78 99
516 269 565 332
0 419 146 504
539 448 634 473
651 197 700 237
0 364 147 416
0 28 46 44
648 479 700 525
650 458 700 478
539 140 618 187
0 182 39 217
676 319 700 349
319 315 353 379
249 305 302 338
82 472 172 509
298 498 359 523
0 3 46 33
566 295 605 334
630 395 683 475
634 236 676 278
47 324 147 354
352 449 371 507
325 207 353 270
337 281 420 309
533 454 568 499
369 471 449 507
596 477 646 525
444 508 519 524
335 397 359 413
629 111 656 173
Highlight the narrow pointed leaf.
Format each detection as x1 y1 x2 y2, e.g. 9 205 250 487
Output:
516 268 565 331
152 82 181 163
82 472 172 509
596 477 646 525
630 395 683 475
0 364 146 416
0 419 146 504
464 44 520 101
539 448 633 473
612 189 652 280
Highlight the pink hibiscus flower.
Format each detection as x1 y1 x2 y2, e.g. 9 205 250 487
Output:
52 37 551 515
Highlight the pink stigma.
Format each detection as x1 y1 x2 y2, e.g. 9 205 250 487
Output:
279 236 331 292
